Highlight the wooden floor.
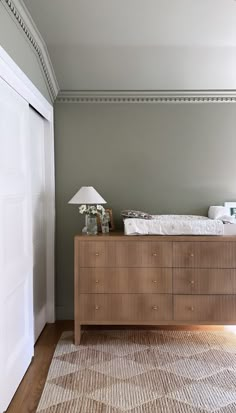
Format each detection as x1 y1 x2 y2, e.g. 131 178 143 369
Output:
6 321 74 413
6 322 224 413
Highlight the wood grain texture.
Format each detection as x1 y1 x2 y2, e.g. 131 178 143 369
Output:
75 233 236 242
174 295 236 322
74 234 236 344
78 268 172 294
173 241 236 268
79 240 172 267
79 294 172 322
173 268 236 294
74 238 81 344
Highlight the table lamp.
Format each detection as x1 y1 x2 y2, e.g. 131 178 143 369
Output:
68 186 106 233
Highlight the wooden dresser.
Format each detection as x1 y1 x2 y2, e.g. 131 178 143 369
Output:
74 233 236 344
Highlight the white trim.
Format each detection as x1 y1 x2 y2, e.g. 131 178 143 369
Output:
34 304 47 343
224 202 236 208
0 46 55 324
1 0 59 101
0 46 52 120
44 118 55 324
57 90 236 104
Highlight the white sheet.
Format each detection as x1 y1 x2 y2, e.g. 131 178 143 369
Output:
124 215 224 236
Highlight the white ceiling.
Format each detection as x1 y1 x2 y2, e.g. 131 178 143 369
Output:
22 0 236 91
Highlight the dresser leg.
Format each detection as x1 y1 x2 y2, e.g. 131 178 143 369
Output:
75 324 81 345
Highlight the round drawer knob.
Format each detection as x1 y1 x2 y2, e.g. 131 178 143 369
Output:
152 280 158 284
95 305 100 310
190 253 194 257
152 253 158 257
152 306 159 311
95 279 100 283
95 252 100 256
189 306 194 312
189 280 195 285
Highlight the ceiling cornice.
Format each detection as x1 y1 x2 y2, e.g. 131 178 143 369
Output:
57 90 236 104
1 0 59 101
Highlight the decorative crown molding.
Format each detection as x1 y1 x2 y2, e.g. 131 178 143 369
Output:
57 90 236 104
1 0 59 101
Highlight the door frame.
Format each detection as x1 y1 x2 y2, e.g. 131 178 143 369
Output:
0 46 55 323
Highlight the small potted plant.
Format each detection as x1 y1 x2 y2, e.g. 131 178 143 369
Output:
79 204 105 235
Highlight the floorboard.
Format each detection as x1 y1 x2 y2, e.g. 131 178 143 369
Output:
6 321 74 413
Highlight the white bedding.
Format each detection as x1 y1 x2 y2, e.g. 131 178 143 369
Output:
124 215 224 236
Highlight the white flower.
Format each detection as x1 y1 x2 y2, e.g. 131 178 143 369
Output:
87 206 96 215
97 205 105 216
78 204 105 216
79 204 87 214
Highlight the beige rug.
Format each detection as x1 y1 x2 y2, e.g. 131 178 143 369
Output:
36 329 236 412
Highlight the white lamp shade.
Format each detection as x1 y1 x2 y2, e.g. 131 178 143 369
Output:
68 186 106 204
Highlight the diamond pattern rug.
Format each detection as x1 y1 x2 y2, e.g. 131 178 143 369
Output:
36 329 236 412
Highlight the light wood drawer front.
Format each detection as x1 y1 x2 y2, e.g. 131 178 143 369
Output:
173 242 236 268
79 241 116 267
79 294 172 322
173 269 236 294
79 268 172 294
79 268 172 293
174 295 236 322
115 242 172 267
79 241 172 267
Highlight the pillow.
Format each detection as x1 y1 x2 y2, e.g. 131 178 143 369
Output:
121 210 152 220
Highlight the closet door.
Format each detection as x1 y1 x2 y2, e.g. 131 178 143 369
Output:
29 107 47 342
0 78 34 412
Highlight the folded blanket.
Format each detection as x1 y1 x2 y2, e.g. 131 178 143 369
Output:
121 210 152 220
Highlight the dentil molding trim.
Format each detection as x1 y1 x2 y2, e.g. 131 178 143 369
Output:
1 0 59 101
57 90 236 104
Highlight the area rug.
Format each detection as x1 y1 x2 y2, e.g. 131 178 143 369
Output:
36 329 236 412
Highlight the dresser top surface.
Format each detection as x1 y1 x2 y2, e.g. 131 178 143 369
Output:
75 232 236 242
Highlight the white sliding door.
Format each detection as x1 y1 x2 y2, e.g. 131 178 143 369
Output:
0 78 34 412
29 107 47 342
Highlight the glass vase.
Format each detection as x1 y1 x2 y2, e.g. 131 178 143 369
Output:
86 214 98 235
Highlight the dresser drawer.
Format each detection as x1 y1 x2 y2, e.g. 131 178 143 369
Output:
79 294 172 322
79 268 172 293
173 269 236 294
79 241 172 267
174 295 236 322
173 242 236 268
79 241 116 267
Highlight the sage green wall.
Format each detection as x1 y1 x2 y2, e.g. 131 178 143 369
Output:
0 2 51 102
55 102 236 319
